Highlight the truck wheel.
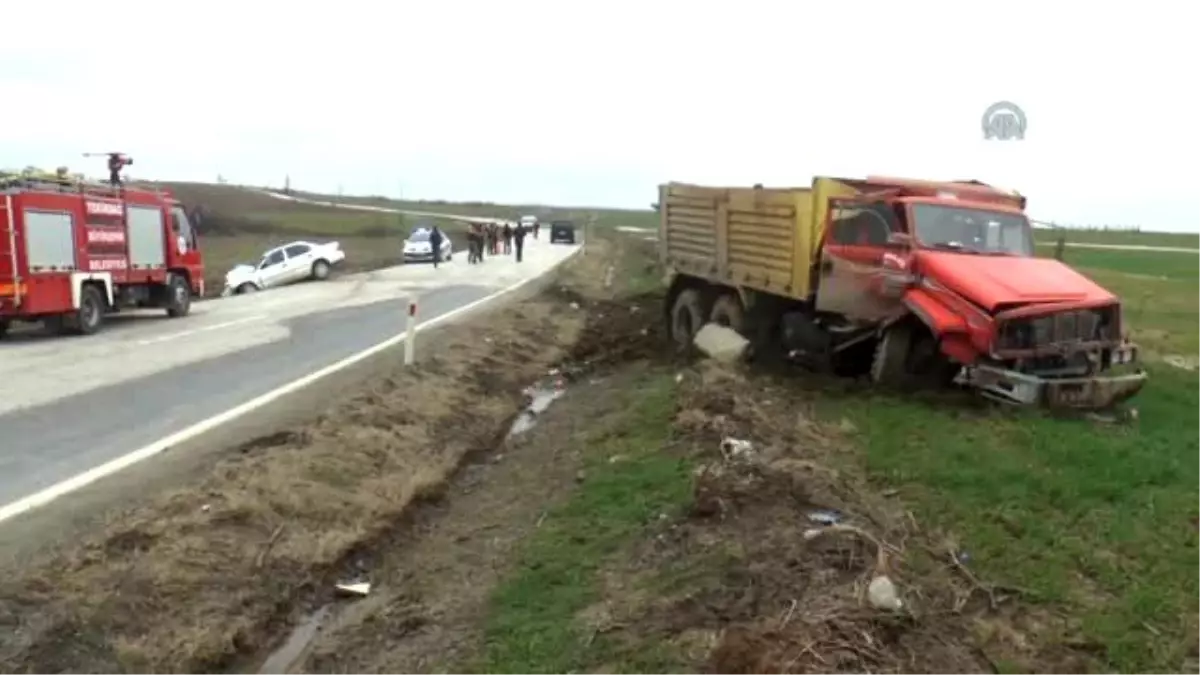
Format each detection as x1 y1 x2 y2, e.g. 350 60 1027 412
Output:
166 275 192 318
66 286 105 336
870 322 914 388
669 288 706 349
709 294 746 334
312 259 331 280
0 319 9 339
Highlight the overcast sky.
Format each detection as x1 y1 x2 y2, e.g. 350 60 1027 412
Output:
2 0 1197 231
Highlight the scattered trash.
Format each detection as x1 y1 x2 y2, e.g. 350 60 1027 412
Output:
956 549 972 565
548 367 561 376
674 373 684 383
335 581 371 597
569 302 580 310
693 323 750 363
867 575 903 611
200 503 211 513
806 509 842 526
719 437 754 462
608 454 627 464
510 380 567 436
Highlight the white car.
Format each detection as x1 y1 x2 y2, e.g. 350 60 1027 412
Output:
403 228 453 263
520 214 538 229
223 240 346 295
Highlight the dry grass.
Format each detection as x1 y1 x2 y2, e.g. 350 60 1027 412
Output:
0 235 623 673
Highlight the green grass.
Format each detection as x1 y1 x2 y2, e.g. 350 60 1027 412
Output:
1034 228 1199 249
1059 248 1199 281
478 373 691 674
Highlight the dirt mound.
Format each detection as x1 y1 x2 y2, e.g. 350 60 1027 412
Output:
578 361 1077 673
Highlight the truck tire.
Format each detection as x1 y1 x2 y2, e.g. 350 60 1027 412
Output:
165 275 192 318
870 322 914 388
66 286 105 336
311 259 331 280
0 319 9 339
709 293 746 334
669 288 705 350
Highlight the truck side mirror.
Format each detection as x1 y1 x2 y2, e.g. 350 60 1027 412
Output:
887 232 912 248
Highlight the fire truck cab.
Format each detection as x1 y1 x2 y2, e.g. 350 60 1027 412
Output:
0 175 205 338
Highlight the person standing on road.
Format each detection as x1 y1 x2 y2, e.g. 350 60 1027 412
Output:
466 223 480 264
429 226 444 269
513 222 528 263
502 222 513 255
487 223 498 256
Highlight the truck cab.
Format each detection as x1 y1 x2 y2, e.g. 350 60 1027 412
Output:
812 179 1145 406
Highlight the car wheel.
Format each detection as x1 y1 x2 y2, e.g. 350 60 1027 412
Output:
237 282 259 294
312 259 331 280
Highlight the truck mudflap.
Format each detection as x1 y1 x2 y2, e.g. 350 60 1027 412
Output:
957 364 1149 409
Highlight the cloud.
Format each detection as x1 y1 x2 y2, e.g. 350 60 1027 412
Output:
2 0 1197 230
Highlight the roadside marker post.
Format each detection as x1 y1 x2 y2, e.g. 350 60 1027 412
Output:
404 300 417 365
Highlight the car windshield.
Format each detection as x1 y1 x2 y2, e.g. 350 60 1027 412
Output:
409 230 430 242
911 204 1034 256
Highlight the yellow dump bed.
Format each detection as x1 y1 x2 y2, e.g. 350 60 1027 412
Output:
658 178 861 300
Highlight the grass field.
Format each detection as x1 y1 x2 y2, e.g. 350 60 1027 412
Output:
1034 228 1199 249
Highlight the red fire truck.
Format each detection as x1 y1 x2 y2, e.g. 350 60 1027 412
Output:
0 175 205 337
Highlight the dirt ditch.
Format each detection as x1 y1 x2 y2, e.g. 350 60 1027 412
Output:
0 234 655 673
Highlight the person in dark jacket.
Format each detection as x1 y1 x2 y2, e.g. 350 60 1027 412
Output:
502 223 513 255
429 226 444 268
513 222 527 262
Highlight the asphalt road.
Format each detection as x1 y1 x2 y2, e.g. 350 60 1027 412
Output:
0 237 580 521
0 284 489 507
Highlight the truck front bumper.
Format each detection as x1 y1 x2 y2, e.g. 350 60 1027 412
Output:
957 364 1149 409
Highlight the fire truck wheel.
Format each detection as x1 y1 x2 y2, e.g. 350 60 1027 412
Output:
669 288 705 350
72 286 105 335
871 322 915 388
0 319 9 339
166 276 192 318
311 259 331 280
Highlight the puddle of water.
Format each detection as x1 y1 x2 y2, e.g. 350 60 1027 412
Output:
508 381 567 436
259 605 331 674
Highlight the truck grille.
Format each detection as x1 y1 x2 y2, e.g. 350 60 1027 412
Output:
995 306 1118 351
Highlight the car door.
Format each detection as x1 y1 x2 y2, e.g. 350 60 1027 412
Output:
257 248 289 288
283 243 314 282
814 200 908 323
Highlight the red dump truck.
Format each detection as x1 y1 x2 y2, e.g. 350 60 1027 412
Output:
659 176 1147 408
0 175 205 337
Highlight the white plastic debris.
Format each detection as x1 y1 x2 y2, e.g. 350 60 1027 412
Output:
719 437 754 462
867 575 903 611
570 302 580 310
807 509 842 526
693 324 750 363
335 582 371 597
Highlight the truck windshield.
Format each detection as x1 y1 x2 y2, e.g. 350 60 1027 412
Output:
912 204 1034 256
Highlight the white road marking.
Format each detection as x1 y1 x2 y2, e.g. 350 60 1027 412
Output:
136 315 269 346
0 246 582 525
